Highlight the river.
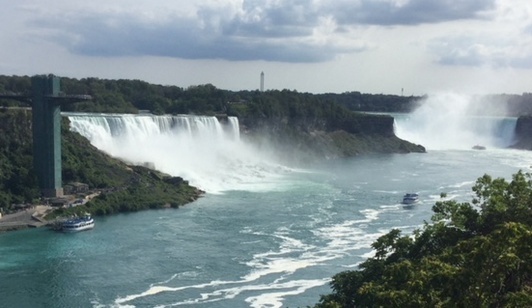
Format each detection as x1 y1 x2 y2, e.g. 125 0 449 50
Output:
1 96 530 307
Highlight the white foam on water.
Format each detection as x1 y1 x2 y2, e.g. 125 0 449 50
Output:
448 180 475 188
109 187 430 308
359 208 380 221
112 211 391 308
244 278 330 308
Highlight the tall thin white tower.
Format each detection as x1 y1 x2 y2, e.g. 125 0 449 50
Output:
260 71 264 92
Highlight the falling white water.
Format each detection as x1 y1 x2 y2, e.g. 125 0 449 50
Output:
65 113 289 193
394 93 517 150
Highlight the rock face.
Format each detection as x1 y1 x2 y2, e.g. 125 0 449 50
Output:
511 116 532 150
239 113 425 165
328 114 397 136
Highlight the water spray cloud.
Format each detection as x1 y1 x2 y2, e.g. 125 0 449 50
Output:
394 92 516 150
66 113 288 193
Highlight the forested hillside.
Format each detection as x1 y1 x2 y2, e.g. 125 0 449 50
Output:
0 75 418 114
0 109 39 206
2 75 532 116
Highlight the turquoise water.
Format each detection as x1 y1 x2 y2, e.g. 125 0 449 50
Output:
1 149 531 308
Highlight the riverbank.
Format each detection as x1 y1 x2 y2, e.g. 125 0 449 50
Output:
0 205 54 232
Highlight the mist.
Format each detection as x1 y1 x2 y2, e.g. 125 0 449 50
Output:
394 92 517 150
66 113 291 194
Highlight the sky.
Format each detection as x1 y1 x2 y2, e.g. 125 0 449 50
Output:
1 0 531 96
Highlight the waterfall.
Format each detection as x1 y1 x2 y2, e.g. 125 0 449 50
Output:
393 93 517 150
65 113 286 193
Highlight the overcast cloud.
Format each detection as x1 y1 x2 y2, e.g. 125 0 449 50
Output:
1 0 531 94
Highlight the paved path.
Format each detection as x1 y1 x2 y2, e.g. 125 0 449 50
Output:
0 205 53 231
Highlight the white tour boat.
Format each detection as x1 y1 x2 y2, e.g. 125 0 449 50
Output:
402 193 419 205
62 215 94 232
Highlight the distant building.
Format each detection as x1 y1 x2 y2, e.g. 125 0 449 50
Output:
260 71 264 92
50 198 69 207
64 182 89 195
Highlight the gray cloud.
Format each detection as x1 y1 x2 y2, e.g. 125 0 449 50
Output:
429 35 532 69
330 0 496 26
41 13 352 62
31 0 498 63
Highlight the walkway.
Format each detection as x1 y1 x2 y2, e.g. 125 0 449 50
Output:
0 205 53 232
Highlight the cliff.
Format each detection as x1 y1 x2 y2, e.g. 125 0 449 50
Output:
510 116 532 150
240 113 425 165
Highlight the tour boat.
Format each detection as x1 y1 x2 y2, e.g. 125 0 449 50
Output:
402 193 419 205
62 215 94 232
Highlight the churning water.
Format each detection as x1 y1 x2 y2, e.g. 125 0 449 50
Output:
66 113 286 194
0 99 530 307
393 92 517 150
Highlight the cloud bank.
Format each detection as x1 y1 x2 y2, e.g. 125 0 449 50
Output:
3 0 532 95
21 0 510 65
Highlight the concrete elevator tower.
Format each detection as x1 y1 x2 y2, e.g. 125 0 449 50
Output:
31 76 65 197
260 71 264 92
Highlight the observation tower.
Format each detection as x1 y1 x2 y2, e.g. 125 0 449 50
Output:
260 71 264 92
0 75 91 197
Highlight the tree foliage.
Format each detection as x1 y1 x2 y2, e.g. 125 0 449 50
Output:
0 109 39 207
316 171 532 307
3 75 532 117
0 75 417 117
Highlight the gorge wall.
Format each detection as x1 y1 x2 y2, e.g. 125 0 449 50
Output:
511 116 532 150
239 113 425 164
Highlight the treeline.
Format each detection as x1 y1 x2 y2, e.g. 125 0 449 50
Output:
317 92 420 113
2 75 532 116
314 172 532 307
0 75 419 116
